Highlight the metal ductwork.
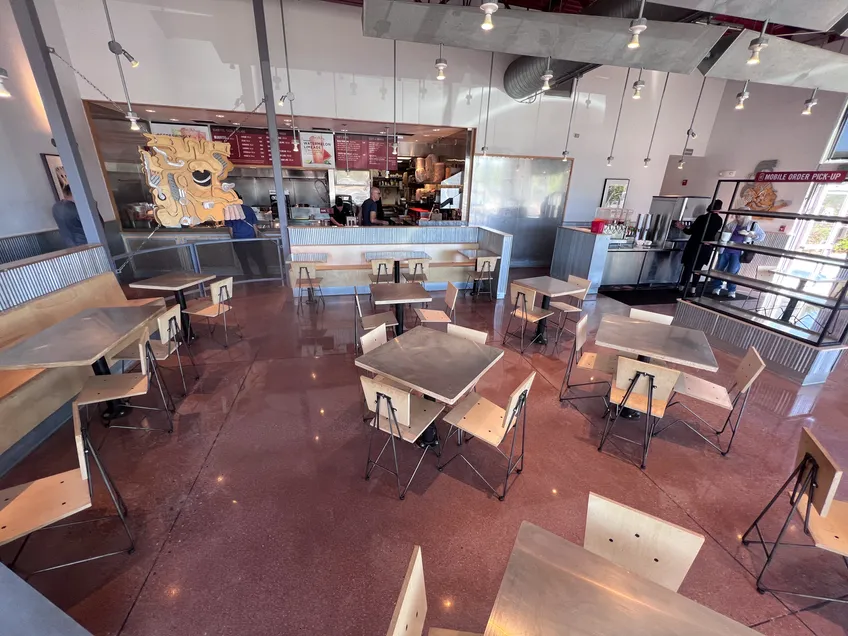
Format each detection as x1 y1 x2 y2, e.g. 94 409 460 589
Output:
503 0 707 101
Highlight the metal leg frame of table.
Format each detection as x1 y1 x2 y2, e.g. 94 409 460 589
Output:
5 417 135 578
598 370 659 469
395 304 406 335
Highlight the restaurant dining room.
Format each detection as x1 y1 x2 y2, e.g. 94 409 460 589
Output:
3 0 848 634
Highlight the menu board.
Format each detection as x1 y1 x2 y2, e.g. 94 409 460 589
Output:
210 126 300 167
334 135 397 171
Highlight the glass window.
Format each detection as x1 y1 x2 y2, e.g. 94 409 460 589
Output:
824 103 848 162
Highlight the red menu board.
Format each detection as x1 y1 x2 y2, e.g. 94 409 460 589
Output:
211 126 300 167
334 135 397 171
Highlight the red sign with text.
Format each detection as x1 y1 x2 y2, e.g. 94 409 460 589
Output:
210 126 300 167
755 171 848 183
334 135 397 171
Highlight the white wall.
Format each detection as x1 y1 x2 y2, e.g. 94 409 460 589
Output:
51 0 726 222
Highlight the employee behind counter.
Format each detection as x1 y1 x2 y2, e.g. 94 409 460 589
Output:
361 186 389 226
330 196 352 227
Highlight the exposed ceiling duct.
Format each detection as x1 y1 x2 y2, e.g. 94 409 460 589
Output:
650 0 848 31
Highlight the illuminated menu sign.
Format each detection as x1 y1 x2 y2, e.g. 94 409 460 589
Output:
210 126 300 167
334 135 397 171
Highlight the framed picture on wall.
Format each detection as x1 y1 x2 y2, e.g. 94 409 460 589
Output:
600 178 629 209
41 153 68 201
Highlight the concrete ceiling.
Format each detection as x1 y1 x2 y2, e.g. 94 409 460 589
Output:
699 29 848 92
651 0 848 32
362 0 727 74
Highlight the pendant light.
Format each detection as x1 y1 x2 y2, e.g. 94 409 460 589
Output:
541 57 553 92
802 88 818 115
561 76 579 161
392 41 398 156
628 0 647 49
0 68 10 99
279 0 299 152
679 76 707 169
101 0 140 131
435 44 447 81
632 67 645 99
735 80 750 110
644 72 669 167
748 19 769 65
607 68 630 167
480 52 494 155
480 0 498 31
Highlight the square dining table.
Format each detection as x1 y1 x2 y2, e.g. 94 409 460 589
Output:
370 283 432 335
354 326 503 405
130 272 217 340
484 521 758 636
513 276 588 344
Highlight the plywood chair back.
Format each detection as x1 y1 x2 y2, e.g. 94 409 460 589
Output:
136 327 152 377
407 258 430 278
797 427 843 517
614 358 680 406
445 282 459 313
71 402 89 482
509 284 536 310
371 259 393 278
386 545 427 636
210 277 233 306
502 371 536 434
156 305 181 347
361 324 388 354
584 492 705 592
629 308 673 325
354 290 365 319
567 275 591 302
476 256 498 274
733 346 765 395
447 324 487 344
574 315 590 351
361 375 412 427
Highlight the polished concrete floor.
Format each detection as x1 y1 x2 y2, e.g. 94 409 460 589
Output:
2 274 848 635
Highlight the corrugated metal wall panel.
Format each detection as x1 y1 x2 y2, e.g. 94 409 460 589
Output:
288 226 479 246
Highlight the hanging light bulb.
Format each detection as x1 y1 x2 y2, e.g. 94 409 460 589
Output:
480 0 498 30
122 49 139 68
292 132 300 152
435 44 447 81
392 142 398 155
747 20 769 65
482 146 489 156
278 95 285 107
627 0 647 49
643 157 651 168
802 88 818 115
0 68 10 99
735 80 750 110
606 156 613 167
561 149 569 162
541 57 553 91
677 158 685 170
632 79 645 99
126 111 141 131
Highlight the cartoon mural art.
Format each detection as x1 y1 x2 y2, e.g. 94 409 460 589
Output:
737 160 792 212
139 133 240 227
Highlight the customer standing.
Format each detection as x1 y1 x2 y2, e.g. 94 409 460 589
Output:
360 186 389 226
709 214 764 298
676 199 724 294
52 184 87 247
226 194 267 278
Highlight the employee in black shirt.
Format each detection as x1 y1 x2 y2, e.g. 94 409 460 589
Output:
361 186 388 226
675 199 724 294
330 196 351 227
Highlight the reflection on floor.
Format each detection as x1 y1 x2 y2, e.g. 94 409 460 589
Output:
1 272 846 636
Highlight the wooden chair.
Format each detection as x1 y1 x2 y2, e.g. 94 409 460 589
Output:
447 323 487 344
439 372 536 501
355 289 398 353
598 358 680 469
465 256 498 302
404 258 430 283
369 258 394 284
361 323 388 354
182 277 243 348
290 263 325 312
361 376 445 500
387 546 482 636
113 304 199 396
414 282 458 326
551 274 591 344
584 492 705 592
559 315 620 408
658 347 765 456
629 308 674 325
743 427 848 604
502 284 553 354
0 394 134 576
77 328 175 433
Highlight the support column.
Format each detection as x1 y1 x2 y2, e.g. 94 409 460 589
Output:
10 0 110 251
252 0 291 270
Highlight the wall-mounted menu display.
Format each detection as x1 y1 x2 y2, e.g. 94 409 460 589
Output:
334 135 397 171
210 126 300 167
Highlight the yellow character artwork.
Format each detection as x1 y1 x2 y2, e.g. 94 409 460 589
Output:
139 133 240 227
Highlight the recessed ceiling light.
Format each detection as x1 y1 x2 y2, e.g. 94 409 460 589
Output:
423 134 430 137
145 109 156 113
433 128 441 131
215 114 225 118
169 118 178 122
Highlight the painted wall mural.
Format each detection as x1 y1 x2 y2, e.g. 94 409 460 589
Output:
737 160 792 212
139 133 240 227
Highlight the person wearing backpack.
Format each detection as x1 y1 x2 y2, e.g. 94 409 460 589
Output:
709 214 764 299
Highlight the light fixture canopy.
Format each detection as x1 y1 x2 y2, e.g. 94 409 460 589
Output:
606 156 614 166
0 68 10 99
480 1 498 30
677 158 685 169
747 19 769 65
643 157 651 168
561 149 569 162
435 43 447 81
735 80 750 110
687 128 697 139
632 79 645 99
126 111 141 131
802 88 818 115
482 145 489 156
541 57 553 91
628 18 647 49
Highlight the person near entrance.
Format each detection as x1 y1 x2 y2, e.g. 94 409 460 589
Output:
330 196 351 227
226 193 267 278
361 186 388 226
676 199 724 294
52 184 87 248
708 214 764 298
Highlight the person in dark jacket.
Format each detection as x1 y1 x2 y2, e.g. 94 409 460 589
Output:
676 199 724 293
52 184 87 247
226 192 266 278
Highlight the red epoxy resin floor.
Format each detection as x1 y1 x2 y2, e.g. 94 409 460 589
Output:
1 276 847 635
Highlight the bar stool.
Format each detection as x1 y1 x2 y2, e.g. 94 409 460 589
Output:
465 256 498 302
403 258 430 283
369 258 394 285
290 263 325 313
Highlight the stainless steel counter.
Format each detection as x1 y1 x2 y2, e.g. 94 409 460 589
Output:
601 246 684 287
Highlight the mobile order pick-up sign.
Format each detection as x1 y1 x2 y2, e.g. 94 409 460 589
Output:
755 170 848 183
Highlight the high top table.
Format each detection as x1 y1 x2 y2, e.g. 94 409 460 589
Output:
485 521 758 636
130 272 216 340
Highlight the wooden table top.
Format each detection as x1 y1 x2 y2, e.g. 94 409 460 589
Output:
484 521 758 636
595 314 719 372
514 276 586 298
0 306 163 370
129 272 216 291
370 283 432 305
354 326 503 405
